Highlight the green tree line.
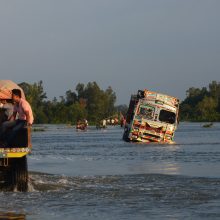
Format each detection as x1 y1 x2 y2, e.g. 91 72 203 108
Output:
19 80 220 124
18 81 122 124
180 81 220 121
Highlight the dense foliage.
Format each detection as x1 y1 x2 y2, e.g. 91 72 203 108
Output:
180 81 220 121
19 80 220 123
19 81 119 124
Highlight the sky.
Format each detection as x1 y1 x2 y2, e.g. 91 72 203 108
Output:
0 0 219 104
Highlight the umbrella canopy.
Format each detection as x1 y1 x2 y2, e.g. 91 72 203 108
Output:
0 80 25 100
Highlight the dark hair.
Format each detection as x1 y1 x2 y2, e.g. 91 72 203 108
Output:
12 89 22 98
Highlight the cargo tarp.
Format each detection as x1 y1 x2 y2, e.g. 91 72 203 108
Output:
0 80 25 100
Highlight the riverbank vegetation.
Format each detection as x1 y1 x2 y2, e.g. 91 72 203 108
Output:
180 81 220 122
19 81 125 124
18 80 220 124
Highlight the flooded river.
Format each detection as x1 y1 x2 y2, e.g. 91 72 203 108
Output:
1 122 220 219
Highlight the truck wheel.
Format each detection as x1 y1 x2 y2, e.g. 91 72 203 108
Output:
0 159 13 191
0 161 9 190
123 128 130 142
0 157 28 191
11 156 28 192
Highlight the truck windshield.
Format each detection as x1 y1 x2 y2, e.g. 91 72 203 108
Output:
159 110 176 124
138 105 155 120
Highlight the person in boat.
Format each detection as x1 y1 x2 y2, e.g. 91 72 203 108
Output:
111 118 115 125
102 119 107 128
76 119 88 130
84 119 88 127
0 89 34 147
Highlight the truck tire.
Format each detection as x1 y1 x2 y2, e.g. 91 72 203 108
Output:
12 156 28 192
123 127 130 142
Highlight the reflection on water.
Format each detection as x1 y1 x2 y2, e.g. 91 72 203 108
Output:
1 123 220 219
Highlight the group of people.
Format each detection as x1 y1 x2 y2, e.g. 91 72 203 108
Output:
96 116 126 129
76 119 88 130
0 89 34 147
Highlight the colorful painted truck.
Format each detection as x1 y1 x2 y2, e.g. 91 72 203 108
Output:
123 89 179 143
0 80 31 191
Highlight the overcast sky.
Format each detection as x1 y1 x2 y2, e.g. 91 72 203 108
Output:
0 0 219 104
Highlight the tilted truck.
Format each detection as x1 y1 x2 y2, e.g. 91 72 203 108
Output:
123 89 179 143
0 80 31 191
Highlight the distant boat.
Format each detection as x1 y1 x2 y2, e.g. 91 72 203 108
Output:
76 119 88 131
202 122 213 128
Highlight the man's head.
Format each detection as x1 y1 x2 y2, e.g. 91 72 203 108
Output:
12 89 22 103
